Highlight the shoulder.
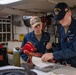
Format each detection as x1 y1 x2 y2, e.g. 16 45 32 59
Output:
25 31 33 38
72 18 76 25
71 18 76 31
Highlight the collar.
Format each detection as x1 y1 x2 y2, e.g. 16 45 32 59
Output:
31 31 35 38
31 30 43 36
68 18 76 31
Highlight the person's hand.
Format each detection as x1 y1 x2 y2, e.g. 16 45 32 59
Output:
41 53 54 62
46 42 52 50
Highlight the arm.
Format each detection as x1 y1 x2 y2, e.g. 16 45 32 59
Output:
20 36 29 62
53 37 76 60
21 36 27 48
42 35 76 62
41 40 76 62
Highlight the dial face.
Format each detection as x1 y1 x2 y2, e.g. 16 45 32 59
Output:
0 71 26 75
0 70 37 75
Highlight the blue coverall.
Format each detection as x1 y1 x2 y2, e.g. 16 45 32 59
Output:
20 31 50 61
53 18 76 67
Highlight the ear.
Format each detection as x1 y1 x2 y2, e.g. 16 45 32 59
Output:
31 26 34 30
68 10 72 16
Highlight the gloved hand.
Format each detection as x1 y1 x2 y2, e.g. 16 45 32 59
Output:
22 42 37 52
22 42 43 63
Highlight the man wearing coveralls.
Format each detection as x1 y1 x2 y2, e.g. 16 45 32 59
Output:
41 2 76 68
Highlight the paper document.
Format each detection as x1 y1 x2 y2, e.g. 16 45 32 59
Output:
32 56 55 68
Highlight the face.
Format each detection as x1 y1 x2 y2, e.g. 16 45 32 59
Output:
32 24 43 35
59 10 71 27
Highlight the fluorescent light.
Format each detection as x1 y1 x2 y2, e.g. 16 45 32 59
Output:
0 0 21 4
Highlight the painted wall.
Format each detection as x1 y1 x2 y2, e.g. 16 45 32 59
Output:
13 16 32 41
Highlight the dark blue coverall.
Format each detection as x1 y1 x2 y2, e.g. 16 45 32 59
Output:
20 31 50 62
53 18 76 67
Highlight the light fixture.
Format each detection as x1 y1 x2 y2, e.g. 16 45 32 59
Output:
48 0 57 4
0 0 21 5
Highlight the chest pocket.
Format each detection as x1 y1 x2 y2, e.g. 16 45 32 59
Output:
67 34 75 44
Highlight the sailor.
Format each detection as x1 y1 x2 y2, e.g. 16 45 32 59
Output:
41 2 76 68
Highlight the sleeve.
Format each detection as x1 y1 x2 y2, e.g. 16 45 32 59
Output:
20 36 29 62
53 36 76 60
21 36 27 48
